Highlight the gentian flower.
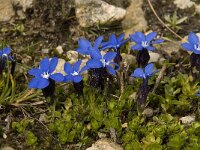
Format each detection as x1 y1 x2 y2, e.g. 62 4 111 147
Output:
101 33 129 65
131 63 158 79
196 88 200 96
76 36 103 55
28 57 64 89
182 32 200 54
130 32 164 68
0 47 14 74
130 32 164 51
0 47 14 60
64 60 88 83
182 32 200 71
86 50 119 75
131 63 159 108
101 33 129 51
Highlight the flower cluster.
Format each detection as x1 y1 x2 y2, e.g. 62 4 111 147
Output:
27 31 164 100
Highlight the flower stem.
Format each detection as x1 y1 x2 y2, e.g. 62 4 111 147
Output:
136 49 150 68
136 78 148 109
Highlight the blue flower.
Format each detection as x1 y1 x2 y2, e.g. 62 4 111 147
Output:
28 57 64 89
64 60 88 83
131 63 159 79
182 32 200 54
86 50 119 75
101 33 129 51
196 88 200 96
130 32 164 51
0 47 14 61
76 36 103 55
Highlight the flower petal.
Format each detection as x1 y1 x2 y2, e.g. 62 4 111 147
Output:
131 44 143 50
28 68 42 77
80 65 89 73
117 33 125 43
106 65 116 75
40 57 49 72
146 46 155 51
193 49 200 55
119 38 130 47
101 42 113 50
129 34 142 43
94 36 103 49
29 77 49 89
110 62 120 70
151 39 164 44
135 32 146 41
50 73 64 82
109 34 117 45
144 63 154 76
64 75 73 82
73 75 83 83
2 47 11 54
74 60 82 71
87 59 102 68
188 32 199 45
64 62 73 74
37 78 49 89
146 32 157 42
90 49 102 59
181 43 193 51
104 52 117 61
49 57 58 73
76 38 91 55
28 77 40 89
131 68 144 78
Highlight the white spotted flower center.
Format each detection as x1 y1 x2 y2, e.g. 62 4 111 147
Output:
41 72 50 79
141 41 149 48
2 54 8 57
100 58 109 67
71 71 79 76
194 43 200 51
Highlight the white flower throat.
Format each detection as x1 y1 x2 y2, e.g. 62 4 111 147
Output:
71 71 79 76
41 72 50 79
194 43 200 51
141 41 149 48
100 58 109 67
2 54 8 57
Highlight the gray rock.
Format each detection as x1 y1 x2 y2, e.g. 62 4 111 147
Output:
174 0 195 9
142 108 153 117
121 53 136 65
103 0 131 8
66 50 79 63
149 51 165 63
0 146 14 150
86 139 123 150
56 45 64 54
180 115 195 125
12 0 34 12
53 58 66 75
0 0 15 22
0 0 34 22
75 0 126 27
195 4 200 15
160 41 181 55
174 0 200 15
122 0 147 36
42 48 50 54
